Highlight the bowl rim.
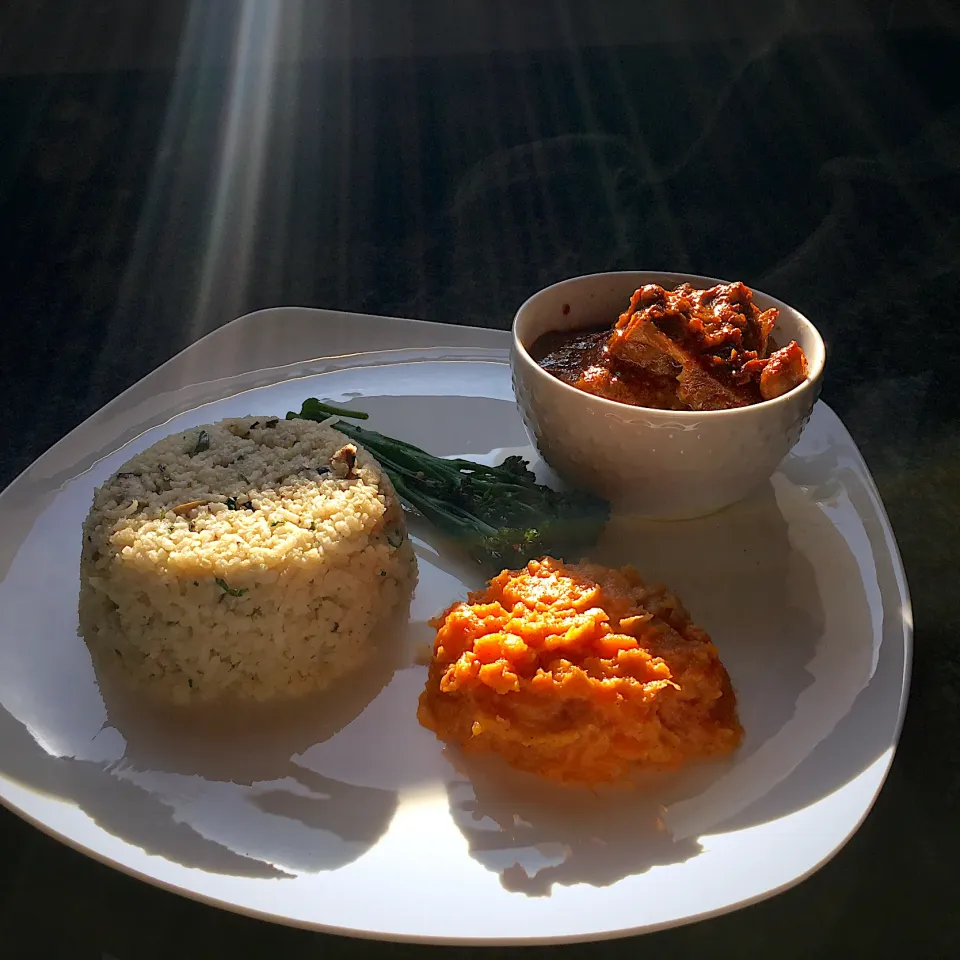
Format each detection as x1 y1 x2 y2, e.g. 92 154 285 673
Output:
511 270 826 419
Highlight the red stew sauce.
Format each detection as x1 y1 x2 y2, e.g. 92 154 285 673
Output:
528 283 809 412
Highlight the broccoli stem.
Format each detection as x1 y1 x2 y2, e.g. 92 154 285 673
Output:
286 399 370 421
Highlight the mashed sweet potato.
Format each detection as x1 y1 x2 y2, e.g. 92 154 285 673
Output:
417 557 742 785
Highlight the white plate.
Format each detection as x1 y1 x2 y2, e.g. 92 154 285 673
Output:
0 308 911 944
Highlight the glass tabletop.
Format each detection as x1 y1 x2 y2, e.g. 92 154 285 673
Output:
0 2 957 956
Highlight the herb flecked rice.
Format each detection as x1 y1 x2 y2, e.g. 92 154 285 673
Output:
79 416 417 704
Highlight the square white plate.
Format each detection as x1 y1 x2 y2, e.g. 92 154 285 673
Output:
0 308 911 944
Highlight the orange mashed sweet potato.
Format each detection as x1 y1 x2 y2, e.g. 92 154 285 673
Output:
417 557 742 785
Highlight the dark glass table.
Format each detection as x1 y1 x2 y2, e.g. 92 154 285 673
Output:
1 3 958 957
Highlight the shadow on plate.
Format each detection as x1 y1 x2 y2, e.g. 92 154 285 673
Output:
607 452 896 840
445 752 706 896
351 395 529 461
777 443 845 504
407 523 486 595
0 709 288 878
703 450 909 835
591 479 829 839
0 607 412 879
87 612 411 876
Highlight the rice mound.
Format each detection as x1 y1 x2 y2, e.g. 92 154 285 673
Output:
79 416 417 704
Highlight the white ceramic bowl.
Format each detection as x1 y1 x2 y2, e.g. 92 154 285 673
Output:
511 271 826 519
